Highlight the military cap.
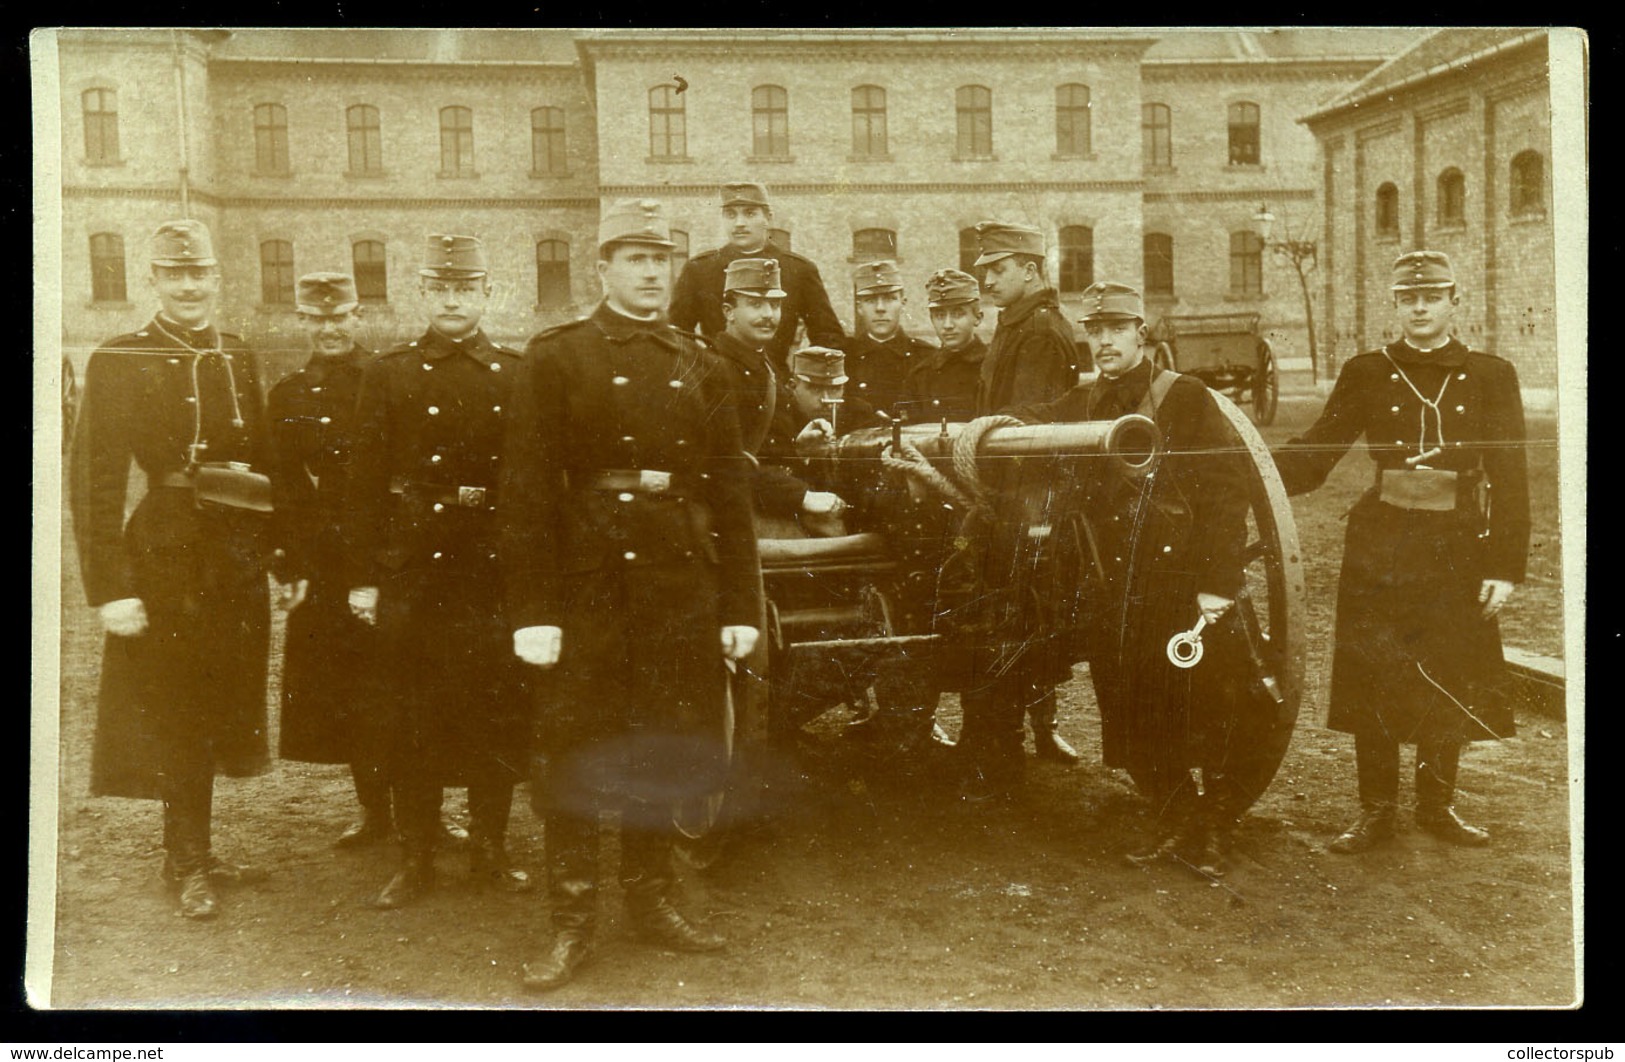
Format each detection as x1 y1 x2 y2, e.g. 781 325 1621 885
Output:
925 268 980 308
724 257 787 298
1391 250 1456 290
599 198 676 250
972 221 1044 266
149 219 218 267
791 346 848 386
419 234 488 278
853 259 904 296
1077 281 1145 323
721 182 771 209
295 272 359 316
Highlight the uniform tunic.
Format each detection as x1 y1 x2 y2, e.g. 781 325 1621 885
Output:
903 335 986 423
501 303 761 809
347 327 526 786
977 288 1078 416
1273 339 1529 744
670 241 846 372
841 331 932 419
71 319 272 800
266 346 377 765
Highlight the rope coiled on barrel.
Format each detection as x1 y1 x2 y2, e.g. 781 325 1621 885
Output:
878 414 1026 515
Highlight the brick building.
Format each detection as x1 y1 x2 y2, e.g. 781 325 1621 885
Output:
1301 28 1558 392
50 27 1420 383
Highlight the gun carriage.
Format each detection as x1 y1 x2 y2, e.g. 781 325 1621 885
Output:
1145 312 1280 426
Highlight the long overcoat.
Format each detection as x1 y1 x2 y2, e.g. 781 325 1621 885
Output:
977 288 1079 416
670 240 846 373
346 327 527 786
1273 339 1529 744
71 319 272 800
501 303 761 810
266 346 378 765
841 330 933 418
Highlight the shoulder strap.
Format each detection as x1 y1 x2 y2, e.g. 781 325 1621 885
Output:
1137 367 1179 420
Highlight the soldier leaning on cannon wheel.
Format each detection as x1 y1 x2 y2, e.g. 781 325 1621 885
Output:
1272 251 1530 854
69 219 273 921
1011 282 1253 876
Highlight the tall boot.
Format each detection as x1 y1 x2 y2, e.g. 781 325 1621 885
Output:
1415 743 1490 845
468 781 532 892
522 812 599 992
373 781 438 909
620 815 724 953
161 770 217 920
1027 687 1079 765
336 760 394 848
1328 731 1399 854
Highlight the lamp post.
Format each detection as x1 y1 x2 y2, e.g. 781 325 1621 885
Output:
1254 203 1321 387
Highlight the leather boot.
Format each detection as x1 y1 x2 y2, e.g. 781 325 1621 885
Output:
1416 745 1489 845
523 815 600 991
1327 804 1397 854
471 838 534 892
1126 815 1204 867
521 928 594 992
622 824 725 953
1194 819 1234 878
372 847 435 909
336 808 393 849
176 868 219 920
469 782 532 890
1028 689 1080 765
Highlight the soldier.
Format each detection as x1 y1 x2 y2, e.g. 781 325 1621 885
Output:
971 221 1084 766
842 260 933 418
670 181 846 372
346 235 531 909
503 198 762 992
1013 282 1252 873
1273 251 1529 854
903 267 987 424
70 219 272 920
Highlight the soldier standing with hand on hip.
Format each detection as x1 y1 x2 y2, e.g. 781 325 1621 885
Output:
503 198 761 992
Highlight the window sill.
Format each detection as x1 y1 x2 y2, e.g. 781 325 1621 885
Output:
1144 164 1176 176
256 303 295 313
1374 231 1401 243
1510 209 1548 225
1226 161 1265 170
747 155 795 165
1224 292 1266 302
645 155 693 164
345 170 388 180
953 154 999 163
848 255 904 265
437 171 481 180
847 153 893 164
1051 152 1097 162
534 304 572 313
253 169 295 179
87 300 134 310
1433 221 1467 233
529 170 573 179
1145 292 1178 304
82 157 126 168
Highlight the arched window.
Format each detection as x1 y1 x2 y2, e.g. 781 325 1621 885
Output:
82 88 119 164
1511 150 1545 216
958 227 980 275
259 240 295 305
670 229 690 283
346 104 382 175
89 233 126 303
1227 101 1260 165
1437 168 1466 226
254 103 289 174
956 85 993 157
536 239 570 308
1142 103 1172 169
1375 182 1401 238
439 106 474 176
853 228 896 262
353 240 387 303
1229 231 1263 296
531 107 566 176
768 227 792 252
1144 233 1175 296
852 85 887 158
648 86 686 159
752 85 789 158
1056 84 1091 157
1058 225 1094 294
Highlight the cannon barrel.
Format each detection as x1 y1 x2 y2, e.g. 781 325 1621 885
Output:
831 413 1161 476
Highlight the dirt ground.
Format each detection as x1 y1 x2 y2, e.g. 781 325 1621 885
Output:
41 396 1576 1011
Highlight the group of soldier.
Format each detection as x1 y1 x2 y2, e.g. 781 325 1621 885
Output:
68 176 1530 996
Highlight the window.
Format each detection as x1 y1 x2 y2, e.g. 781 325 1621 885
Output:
752 85 789 158
670 229 690 282
956 85 993 158
768 227 791 252
254 103 289 174
89 233 126 303
531 106 566 175
1142 103 1172 169
259 240 295 305
536 239 570 308
648 86 686 159
1227 101 1260 165
1511 150 1545 215
1437 168 1466 226
1144 233 1174 296
82 88 119 163
852 85 887 158
958 227 980 275
346 104 381 175
1058 225 1094 294
1229 231 1263 296
853 228 896 262
1055 84 1091 157
353 240 387 303
439 106 474 176
1375 182 1400 238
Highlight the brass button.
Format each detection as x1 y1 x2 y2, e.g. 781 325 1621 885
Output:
431 454 443 463
320 416 332 425
612 375 629 386
433 503 445 513
490 362 502 372
618 492 635 502
432 551 443 559
623 551 637 561
669 379 683 389
428 406 440 415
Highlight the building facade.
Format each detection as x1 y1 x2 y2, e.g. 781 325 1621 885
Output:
53 27 1420 384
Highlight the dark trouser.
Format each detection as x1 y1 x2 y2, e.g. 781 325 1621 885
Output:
352 761 391 819
395 778 513 852
161 757 214 876
1025 685 1060 736
957 671 1031 790
543 807 678 933
1354 732 1464 810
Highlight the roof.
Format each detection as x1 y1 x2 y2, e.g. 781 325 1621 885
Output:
1303 27 1549 121
1141 27 1424 63
205 28 580 65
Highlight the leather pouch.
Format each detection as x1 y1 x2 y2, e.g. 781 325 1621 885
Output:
1378 467 1458 511
193 461 273 514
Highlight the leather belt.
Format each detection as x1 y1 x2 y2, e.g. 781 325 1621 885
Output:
574 469 687 495
390 476 496 509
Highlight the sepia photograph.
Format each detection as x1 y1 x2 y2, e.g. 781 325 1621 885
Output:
29 26 1585 1012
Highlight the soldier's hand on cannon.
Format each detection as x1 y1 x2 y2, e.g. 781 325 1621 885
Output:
794 418 837 450
720 625 759 662
348 586 379 626
1478 579 1514 619
513 625 563 668
274 578 309 612
1197 592 1235 625
99 597 148 638
799 491 848 538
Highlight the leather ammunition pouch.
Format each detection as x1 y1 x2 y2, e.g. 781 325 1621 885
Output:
163 463 273 514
